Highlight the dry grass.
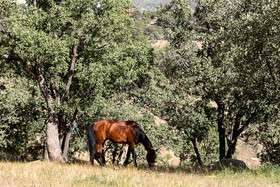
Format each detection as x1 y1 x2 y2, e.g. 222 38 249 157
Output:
0 161 279 187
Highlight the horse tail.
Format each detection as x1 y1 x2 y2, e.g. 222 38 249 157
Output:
88 123 97 164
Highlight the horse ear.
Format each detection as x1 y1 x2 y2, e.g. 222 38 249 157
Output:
153 148 159 152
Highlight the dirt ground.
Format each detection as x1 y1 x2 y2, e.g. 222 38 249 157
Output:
235 139 262 168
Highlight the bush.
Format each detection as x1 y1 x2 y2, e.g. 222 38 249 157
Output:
0 74 45 161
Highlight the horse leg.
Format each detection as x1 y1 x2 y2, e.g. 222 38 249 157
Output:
112 145 117 164
124 144 136 166
101 141 107 165
90 147 99 165
129 143 137 167
90 150 95 165
94 153 103 166
132 149 137 167
123 147 131 166
90 155 94 165
96 143 104 166
117 148 124 165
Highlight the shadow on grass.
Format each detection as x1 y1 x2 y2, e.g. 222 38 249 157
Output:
70 157 250 175
135 164 251 175
0 154 254 176
137 164 206 174
68 157 202 174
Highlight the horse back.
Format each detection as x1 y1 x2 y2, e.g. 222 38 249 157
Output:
93 120 138 143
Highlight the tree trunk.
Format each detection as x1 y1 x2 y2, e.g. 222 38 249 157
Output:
190 138 203 166
61 109 79 162
62 130 72 162
226 119 240 158
218 124 226 160
28 57 65 163
46 111 65 163
43 139 49 161
184 129 203 166
217 103 226 160
226 138 237 158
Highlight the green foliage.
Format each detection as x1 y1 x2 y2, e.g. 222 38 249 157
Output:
157 0 280 165
1 0 279 168
156 0 219 165
144 25 164 40
196 0 280 163
0 73 45 160
1 0 142 115
0 0 171 161
245 111 280 166
130 10 164 41
258 127 280 166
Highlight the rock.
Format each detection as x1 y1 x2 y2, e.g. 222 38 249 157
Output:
208 158 249 171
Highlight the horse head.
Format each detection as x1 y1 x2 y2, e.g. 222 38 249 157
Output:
146 147 158 167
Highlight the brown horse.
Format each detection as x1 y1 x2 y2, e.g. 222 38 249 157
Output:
88 119 157 167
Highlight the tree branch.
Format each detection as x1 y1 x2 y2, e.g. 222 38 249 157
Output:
62 43 79 103
236 110 258 138
265 59 278 90
26 61 35 74
50 78 61 105
33 57 53 111
184 129 203 166
78 82 98 104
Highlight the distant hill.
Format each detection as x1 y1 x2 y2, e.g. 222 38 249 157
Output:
131 1 197 11
131 0 171 11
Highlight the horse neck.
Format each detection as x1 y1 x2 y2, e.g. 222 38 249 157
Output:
141 135 153 151
135 125 153 150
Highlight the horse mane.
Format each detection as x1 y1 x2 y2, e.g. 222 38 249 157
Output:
134 123 153 149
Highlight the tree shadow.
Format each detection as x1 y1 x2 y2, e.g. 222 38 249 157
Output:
67 157 251 175
136 164 207 175
136 162 250 175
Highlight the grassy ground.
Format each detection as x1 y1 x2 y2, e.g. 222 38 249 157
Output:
0 161 279 187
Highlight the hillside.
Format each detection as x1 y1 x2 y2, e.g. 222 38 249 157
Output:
132 0 171 11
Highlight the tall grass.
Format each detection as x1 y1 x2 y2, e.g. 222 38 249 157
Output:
0 161 279 186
